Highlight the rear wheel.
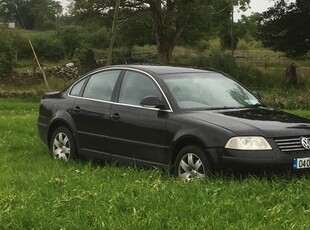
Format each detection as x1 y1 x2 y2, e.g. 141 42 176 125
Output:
50 126 77 161
174 145 211 180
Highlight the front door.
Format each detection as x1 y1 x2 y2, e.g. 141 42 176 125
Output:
110 70 170 166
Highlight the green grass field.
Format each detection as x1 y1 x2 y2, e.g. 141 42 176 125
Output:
1 99 310 229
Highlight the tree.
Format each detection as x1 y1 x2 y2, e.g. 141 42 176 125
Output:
235 13 260 42
0 0 24 24
149 0 208 63
0 0 62 30
145 0 249 63
72 0 250 64
257 0 310 57
117 10 155 47
72 0 210 63
106 0 120 65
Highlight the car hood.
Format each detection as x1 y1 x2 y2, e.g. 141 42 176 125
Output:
185 107 310 138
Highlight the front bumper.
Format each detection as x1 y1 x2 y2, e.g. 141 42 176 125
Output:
208 147 310 173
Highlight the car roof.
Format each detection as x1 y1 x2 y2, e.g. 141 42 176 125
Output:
107 64 214 75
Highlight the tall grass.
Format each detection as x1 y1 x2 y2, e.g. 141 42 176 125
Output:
0 99 310 229
262 88 310 110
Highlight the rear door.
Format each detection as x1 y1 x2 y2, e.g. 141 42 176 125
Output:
70 69 121 159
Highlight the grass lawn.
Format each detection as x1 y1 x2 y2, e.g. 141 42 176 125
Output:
1 99 310 229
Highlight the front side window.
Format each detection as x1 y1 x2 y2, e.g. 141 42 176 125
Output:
83 70 120 101
119 71 162 106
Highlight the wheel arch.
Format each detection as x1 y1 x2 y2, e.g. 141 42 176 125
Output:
169 135 214 173
47 119 75 150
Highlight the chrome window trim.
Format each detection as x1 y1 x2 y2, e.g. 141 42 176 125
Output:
68 95 172 113
68 66 174 112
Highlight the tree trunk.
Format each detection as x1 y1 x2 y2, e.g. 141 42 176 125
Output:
149 0 187 64
157 41 174 64
106 0 121 65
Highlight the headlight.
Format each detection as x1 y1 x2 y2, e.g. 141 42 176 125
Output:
225 136 272 150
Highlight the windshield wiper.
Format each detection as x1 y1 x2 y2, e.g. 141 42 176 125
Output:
205 104 265 110
245 103 265 108
205 106 242 110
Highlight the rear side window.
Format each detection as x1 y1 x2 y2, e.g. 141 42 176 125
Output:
83 70 120 101
70 78 86 96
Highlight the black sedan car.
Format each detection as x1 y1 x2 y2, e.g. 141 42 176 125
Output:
37 65 310 179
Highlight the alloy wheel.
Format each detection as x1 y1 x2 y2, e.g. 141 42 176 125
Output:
178 153 206 180
52 132 71 161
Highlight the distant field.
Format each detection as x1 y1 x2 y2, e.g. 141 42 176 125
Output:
1 99 310 229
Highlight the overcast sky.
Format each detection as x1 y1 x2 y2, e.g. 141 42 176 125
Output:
57 0 295 21
234 0 295 21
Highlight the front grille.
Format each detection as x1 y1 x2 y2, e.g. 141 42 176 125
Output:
275 137 309 153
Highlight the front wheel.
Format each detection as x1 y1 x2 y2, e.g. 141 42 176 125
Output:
50 126 77 161
174 145 212 180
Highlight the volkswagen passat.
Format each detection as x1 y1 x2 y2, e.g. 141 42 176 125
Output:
37 65 310 179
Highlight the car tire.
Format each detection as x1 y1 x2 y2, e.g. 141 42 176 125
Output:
174 145 212 180
50 126 77 162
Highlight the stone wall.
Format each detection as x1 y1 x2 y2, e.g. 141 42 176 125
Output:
7 66 80 85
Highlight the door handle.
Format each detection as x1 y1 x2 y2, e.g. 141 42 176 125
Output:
111 113 120 120
73 106 81 113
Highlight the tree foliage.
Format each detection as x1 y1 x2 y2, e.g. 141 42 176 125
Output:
235 13 260 42
257 0 310 57
57 26 86 58
148 0 211 63
0 0 62 30
56 25 110 59
117 10 155 47
72 0 250 64
31 33 65 60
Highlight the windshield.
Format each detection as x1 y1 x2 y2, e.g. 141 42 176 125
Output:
162 72 262 110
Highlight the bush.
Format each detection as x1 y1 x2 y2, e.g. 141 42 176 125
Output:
197 39 209 52
31 33 65 61
86 27 110 49
57 25 110 58
57 26 86 58
220 33 239 50
14 35 32 59
262 88 310 110
173 53 273 90
73 47 97 73
0 26 15 77
112 46 133 64
178 53 238 73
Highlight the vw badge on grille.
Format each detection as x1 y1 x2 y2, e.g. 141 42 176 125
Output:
301 137 310 150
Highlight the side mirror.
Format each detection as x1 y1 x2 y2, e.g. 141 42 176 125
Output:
140 96 167 110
